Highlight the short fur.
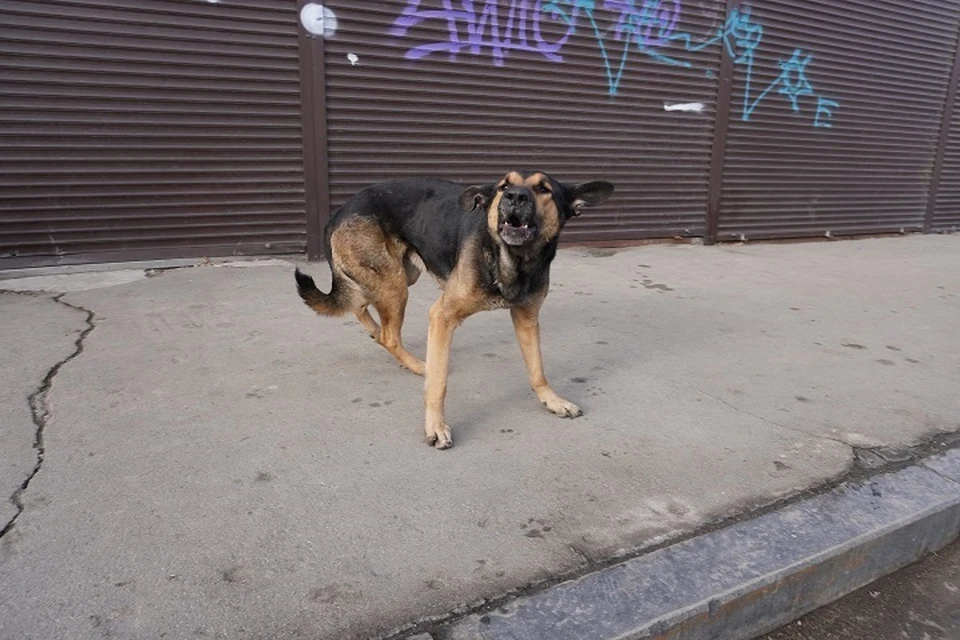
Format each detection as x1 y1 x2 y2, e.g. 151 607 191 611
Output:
296 170 614 449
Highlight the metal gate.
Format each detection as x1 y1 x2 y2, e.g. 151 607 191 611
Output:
715 0 960 240
5 2 960 269
932 47 960 234
0 0 306 268
315 0 726 244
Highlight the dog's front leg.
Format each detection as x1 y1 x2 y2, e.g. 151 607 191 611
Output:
424 298 459 449
511 303 582 418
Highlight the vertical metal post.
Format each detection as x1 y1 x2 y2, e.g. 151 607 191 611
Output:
704 0 738 244
925 24 960 233
298 1 330 260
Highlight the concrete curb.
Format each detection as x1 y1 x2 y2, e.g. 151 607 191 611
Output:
410 449 960 640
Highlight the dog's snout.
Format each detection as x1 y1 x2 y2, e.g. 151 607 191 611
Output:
503 186 532 209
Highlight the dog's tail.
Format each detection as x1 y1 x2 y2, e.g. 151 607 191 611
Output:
295 268 351 317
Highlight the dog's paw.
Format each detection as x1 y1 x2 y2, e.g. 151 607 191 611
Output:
542 395 583 419
406 359 426 376
425 421 453 449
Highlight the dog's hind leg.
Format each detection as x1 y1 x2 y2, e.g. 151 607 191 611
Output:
333 223 425 375
354 304 381 340
372 284 426 376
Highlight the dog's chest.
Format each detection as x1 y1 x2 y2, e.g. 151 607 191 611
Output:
481 290 511 310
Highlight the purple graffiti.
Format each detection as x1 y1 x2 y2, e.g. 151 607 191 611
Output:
388 0 576 66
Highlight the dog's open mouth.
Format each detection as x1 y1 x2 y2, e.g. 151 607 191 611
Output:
499 214 537 246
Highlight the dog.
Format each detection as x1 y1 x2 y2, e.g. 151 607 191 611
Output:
295 170 614 449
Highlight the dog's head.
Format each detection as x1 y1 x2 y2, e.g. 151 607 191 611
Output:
458 171 614 249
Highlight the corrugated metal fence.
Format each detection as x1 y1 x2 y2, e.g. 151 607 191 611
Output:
2 1 960 267
321 1 722 245
0 0 305 267
718 0 960 240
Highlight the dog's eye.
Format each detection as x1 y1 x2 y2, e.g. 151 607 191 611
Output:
497 183 509 192
535 185 551 194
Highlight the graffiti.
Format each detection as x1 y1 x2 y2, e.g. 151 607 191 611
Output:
547 0 689 97
641 8 837 126
388 0 576 65
389 1 838 126
388 1 682 66
602 0 682 47
814 97 839 129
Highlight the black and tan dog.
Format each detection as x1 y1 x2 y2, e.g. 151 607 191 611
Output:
295 170 614 449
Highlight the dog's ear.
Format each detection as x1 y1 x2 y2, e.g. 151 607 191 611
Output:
566 181 615 217
459 184 496 212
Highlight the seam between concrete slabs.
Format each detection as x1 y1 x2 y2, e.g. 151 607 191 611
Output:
688 385 852 448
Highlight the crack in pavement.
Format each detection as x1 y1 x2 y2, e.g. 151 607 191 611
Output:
0 294 96 539
690 386 854 448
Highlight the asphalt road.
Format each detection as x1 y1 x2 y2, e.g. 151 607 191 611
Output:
763 536 960 640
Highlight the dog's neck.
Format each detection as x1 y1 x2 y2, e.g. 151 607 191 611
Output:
481 233 557 304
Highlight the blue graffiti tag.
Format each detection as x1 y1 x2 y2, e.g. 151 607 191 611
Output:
605 0 682 47
389 1 839 126
648 7 838 125
814 97 840 128
538 0 687 95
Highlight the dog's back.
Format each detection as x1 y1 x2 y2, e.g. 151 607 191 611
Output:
295 177 488 377
326 178 485 280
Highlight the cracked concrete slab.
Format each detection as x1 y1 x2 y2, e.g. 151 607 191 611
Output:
0 235 958 639
0 293 90 531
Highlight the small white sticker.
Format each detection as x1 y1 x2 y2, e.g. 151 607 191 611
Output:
663 102 705 113
300 3 338 38
347 53 359 66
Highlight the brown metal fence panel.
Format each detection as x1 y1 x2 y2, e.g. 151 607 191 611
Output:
0 0 305 268
320 1 726 243
934 100 960 233
716 1 960 241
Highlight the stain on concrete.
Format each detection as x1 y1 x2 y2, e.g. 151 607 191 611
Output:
640 279 675 292
221 566 243 584
308 583 360 604
583 248 621 258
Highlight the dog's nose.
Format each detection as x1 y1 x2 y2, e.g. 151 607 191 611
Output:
503 187 531 208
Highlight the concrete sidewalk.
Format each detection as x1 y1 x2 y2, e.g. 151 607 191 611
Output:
1 235 958 639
